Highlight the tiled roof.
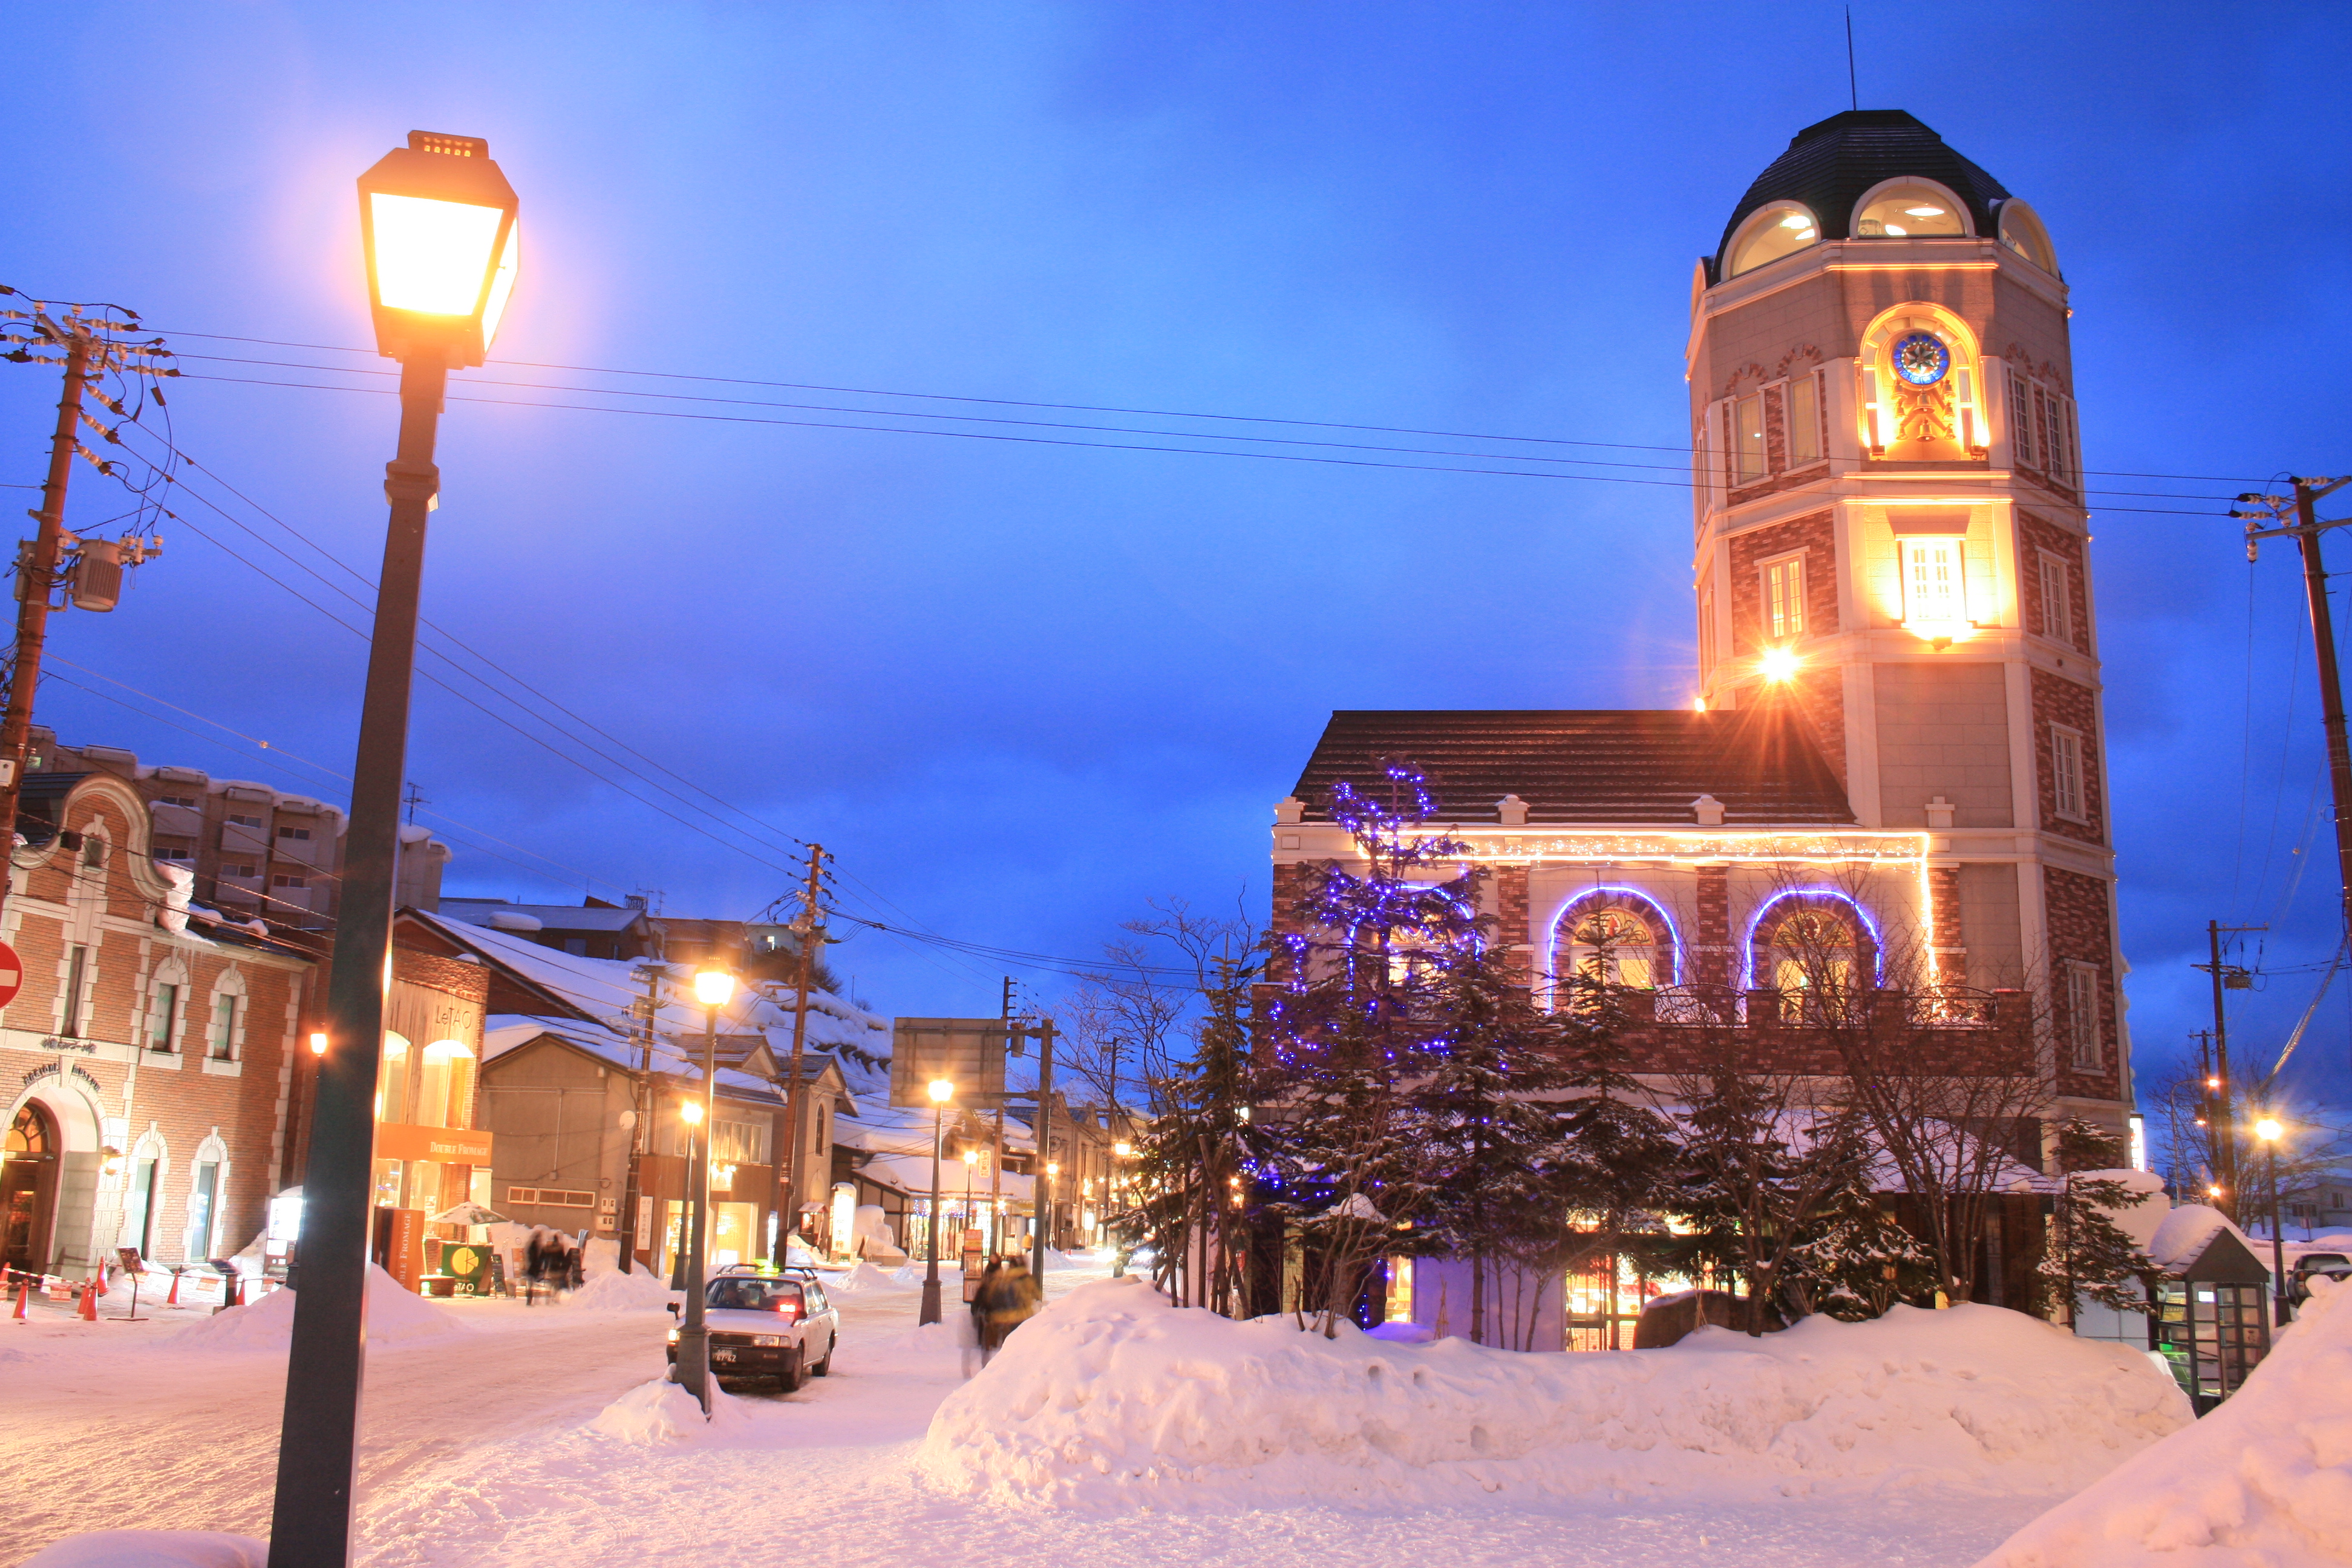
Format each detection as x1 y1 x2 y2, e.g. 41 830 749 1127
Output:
1716 109 2011 268
1287 707 1854 826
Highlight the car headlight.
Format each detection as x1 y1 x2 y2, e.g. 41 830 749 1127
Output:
665 1328 679 1344
753 1334 783 1347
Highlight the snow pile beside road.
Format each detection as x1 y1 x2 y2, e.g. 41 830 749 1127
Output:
827 1260 904 1294
165 1267 465 1352
924 1278 2188 1511
1979 1275 2352 1566
563 1268 676 1313
23 1529 266 1567
589 1377 757 1445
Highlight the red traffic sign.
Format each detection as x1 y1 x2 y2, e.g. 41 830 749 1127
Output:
0 940 22 1010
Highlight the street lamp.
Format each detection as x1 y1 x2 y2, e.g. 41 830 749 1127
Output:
962 1146 981 1256
921 1077 953 1325
269 131 520 1568
674 970 736 1416
2256 1116 2290 1324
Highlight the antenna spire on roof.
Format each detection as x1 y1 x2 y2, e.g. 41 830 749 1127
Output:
1844 7 1858 111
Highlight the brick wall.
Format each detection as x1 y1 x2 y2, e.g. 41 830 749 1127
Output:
1930 865 1967 987
2045 866 2121 1100
1726 510 1840 655
2028 667 2105 844
2016 509 2092 652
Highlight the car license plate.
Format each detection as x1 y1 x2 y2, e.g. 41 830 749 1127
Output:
713 1350 736 1363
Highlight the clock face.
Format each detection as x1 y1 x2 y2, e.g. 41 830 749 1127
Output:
1893 332 1951 387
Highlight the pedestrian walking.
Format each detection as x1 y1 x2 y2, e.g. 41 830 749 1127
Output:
963 1258 1003 1377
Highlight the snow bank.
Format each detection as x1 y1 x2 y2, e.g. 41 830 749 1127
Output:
22 1530 265 1567
561 1267 676 1313
588 1377 757 1445
165 1266 466 1352
1979 1275 2352 1566
923 1278 2189 1511
826 1260 904 1294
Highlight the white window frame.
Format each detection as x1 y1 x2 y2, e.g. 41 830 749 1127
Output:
2038 550 2074 646
207 968 249 1062
2051 724 2088 822
2009 370 2036 469
1761 550 1807 642
2064 962 2101 1071
1901 537 1967 630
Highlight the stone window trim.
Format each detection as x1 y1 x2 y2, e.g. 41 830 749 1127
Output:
184 1132 230 1264
2036 548 2076 648
148 956 192 1054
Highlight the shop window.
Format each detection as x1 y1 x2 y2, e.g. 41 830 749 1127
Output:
185 1161 219 1262
2065 964 2101 1071
1763 553 1806 641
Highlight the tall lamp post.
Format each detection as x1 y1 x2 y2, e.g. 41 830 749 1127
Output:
675 968 736 1416
267 131 519 1568
2256 1116 2290 1325
962 1146 981 1256
920 1077 953 1325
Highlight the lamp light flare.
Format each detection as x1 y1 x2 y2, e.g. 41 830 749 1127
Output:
1759 646 1802 682
927 1078 955 1105
2255 1117 2284 1142
691 969 736 1007
367 194 506 316
679 1099 704 1126
309 1031 328 1056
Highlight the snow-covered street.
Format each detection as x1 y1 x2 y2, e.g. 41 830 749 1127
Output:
7 1261 2094 1568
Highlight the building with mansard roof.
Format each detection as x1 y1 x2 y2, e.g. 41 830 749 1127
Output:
1272 109 2127 1163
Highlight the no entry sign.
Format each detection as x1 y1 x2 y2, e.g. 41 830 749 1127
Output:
0 940 22 1009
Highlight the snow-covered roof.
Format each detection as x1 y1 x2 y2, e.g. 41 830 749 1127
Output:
2148 1203 2268 1275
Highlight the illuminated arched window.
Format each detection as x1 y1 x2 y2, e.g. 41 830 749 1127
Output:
1852 178 1970 238
1723 202 1820 279
1857 304 1984 460
1996 199 2059 276
1757 904 1869 1022
1569 908 1659 990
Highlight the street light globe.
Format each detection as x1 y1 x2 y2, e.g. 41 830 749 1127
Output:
927 1078 954 1105
692 969 736 1007
1759 646 1802 683
962 1148 979 1167
1047 1162 1060 1177
357 131 520 367
2255 1116 2285 1142
679 1099 704 1126
1114 1142 1134 1158
309 1031 328 1057
2208 1183 2224 1200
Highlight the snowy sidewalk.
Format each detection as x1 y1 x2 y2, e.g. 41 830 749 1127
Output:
9 1265 2065 1568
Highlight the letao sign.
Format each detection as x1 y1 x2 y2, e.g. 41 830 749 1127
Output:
373 1123 494 1164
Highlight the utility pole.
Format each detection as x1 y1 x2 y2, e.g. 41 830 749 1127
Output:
1028 1016 1056 1287
991 978 1011 1258
615 962 665 1275
773 844 824 1267
2197 922 2265 1220
0 324 91 920
2238 477 2352 927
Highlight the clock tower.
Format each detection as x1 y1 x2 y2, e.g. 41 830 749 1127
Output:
1688 109 2126 1132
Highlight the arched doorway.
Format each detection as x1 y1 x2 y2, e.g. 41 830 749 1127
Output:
3 1101 61 1275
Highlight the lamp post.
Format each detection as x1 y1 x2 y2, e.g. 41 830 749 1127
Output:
962 1146 981 1256
2256 1116 2289 1325
267 131 518 1568
674 969 735 1416
920 1077 953 1325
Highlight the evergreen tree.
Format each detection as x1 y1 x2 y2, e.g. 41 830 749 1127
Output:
2037 1119 2154 1325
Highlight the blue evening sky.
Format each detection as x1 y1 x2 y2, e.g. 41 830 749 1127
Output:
1 4 2346 1112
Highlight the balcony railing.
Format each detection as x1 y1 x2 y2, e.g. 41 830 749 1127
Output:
1619 985 2011 1030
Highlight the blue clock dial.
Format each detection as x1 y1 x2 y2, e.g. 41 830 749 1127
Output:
1893 332 1950 387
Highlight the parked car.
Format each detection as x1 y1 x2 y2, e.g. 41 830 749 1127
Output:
2292 1252 2352 1302
666 1272 838 1391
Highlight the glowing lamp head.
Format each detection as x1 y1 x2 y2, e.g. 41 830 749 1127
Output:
1047 1162 1061 1177
1114 1142 1134 1158
1758 647 1802 684
927 1078 954 1105
691 969 736 1007
2256 1117 2284 1143
679 1099 704 1127
309 1031 328 1057
357 131 520 367
2208 1184 2224 1200
962 1148 979 1167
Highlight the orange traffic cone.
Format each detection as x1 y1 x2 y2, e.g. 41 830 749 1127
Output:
77 1279 98 1321
164 1270 180 1308
93 1263 108 1297
10 1276 27 1321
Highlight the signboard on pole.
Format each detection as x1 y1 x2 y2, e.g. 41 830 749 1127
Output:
0 941 22 1009
889 1018 1008 1108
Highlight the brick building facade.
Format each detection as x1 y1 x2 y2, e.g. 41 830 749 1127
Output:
1268 109 2130 1163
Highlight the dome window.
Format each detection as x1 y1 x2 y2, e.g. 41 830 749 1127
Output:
1996 200 2060 275
1852 180 1970 238
1723 202 1820 279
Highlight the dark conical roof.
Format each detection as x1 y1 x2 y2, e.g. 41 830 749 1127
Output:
1716 109 2011 267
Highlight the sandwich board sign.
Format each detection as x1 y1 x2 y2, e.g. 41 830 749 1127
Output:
889 1018 1008 1108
